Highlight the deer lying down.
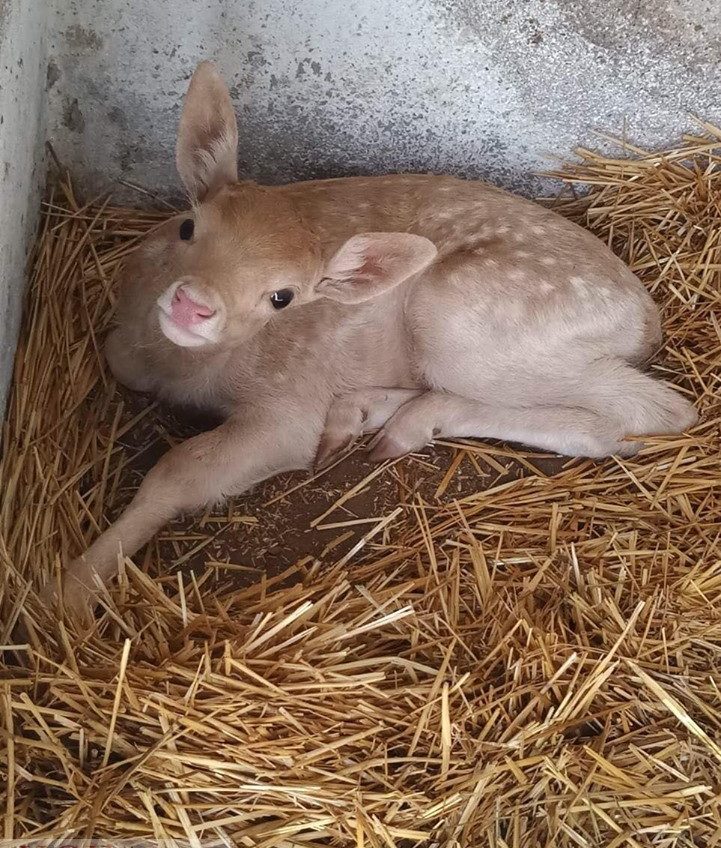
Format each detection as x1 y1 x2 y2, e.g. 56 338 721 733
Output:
46 62 696 617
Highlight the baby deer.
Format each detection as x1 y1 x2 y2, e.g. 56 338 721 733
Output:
47 62 696 617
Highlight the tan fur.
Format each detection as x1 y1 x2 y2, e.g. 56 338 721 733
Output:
49 61 697 618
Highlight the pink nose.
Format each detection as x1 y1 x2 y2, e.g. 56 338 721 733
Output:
170 286 216 327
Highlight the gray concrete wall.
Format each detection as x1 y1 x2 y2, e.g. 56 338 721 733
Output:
0 0 48 419
46 0 721 200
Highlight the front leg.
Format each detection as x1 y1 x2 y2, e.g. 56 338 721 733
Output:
315 387 422 469
45 408 318 619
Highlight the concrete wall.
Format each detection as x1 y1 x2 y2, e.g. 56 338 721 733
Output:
46 0 721 200
0 0 47 419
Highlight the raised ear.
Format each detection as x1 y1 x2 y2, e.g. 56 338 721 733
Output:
176 61 239 200
316 233 437 304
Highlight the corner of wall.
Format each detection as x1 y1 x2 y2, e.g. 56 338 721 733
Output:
0 0 49 422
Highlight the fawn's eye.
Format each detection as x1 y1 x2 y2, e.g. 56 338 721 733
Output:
270 289 294 309
179 219 194 240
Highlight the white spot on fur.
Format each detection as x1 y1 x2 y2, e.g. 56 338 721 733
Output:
538 281 554 294
531 225 547 235
540 256 557 266
503 299 525 320
515 251 531 259
570 276 591 298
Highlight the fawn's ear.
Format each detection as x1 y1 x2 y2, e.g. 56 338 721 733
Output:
316 232 437 303
176 62 238 200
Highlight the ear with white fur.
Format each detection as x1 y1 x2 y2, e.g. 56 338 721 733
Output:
316 233 437 304
176 61 239 200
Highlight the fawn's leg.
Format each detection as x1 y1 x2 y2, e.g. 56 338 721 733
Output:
47 408 318 618
369 358 697 462
553 358 697 435
367 390 645 461
315 387 421 468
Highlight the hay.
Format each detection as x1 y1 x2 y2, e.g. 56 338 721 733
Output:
1 129 720 846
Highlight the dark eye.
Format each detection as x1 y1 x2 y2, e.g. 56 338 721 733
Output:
270 289 294 309
179 218 194 240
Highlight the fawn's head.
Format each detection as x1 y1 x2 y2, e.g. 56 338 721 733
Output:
112 62 436 353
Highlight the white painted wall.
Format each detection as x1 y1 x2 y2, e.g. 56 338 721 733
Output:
0 0 48 419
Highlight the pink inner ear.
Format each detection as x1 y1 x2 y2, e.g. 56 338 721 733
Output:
356 256 385 279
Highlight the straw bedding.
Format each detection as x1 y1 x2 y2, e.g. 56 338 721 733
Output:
1 128 720 846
